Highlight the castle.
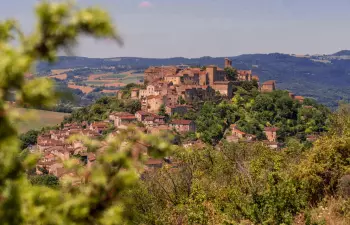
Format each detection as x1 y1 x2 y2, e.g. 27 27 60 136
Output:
134 58 263 113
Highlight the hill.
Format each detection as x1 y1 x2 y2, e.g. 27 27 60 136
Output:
332 50 350 56
37 52 350 108
17 108 69 133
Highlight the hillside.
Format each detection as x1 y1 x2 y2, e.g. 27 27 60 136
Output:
37 52 350 108
17 108 69 133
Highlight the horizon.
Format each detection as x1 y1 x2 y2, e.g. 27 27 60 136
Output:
59 49 348 59
2 0 350 58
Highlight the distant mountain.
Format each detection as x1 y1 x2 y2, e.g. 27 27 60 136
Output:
332 50 350 56
37 53 350 108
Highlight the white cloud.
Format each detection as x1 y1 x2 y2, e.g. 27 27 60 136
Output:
139 1 152 8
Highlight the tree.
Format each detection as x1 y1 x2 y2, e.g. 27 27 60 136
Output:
19 130 40 149
158 104 166 116
224 67 238 81
0 2 172 224
29 174 59 187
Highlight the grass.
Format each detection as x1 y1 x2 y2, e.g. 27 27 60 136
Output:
103 74 128 79
16 108 69 133
120 76 144 84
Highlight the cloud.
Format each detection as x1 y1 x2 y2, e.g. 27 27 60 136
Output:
139 1 152 8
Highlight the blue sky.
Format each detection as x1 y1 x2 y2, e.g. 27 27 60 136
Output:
1 0 350 58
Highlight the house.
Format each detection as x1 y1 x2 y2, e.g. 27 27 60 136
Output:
164 74 181 85
135 111 151 122
144 66 179 83
139 85 160 99
131 88 139 99
260 80 276 93
237 70 252 81
263 140 280 149
145 158 164 170
264 127 279 142
89 122 109 133
252 75 259 81
169 120 196 133
306 134 318 142
146 95 163 113
212 81 234 98
147 125 172 135
227 124 257 143
294 96 305 103
113 112 137 128
165 105 189 116
231 124 246 139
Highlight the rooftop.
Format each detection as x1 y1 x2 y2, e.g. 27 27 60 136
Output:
170 120 193 125
264 127 279 132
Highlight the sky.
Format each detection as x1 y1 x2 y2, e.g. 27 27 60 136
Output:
1 0 350 58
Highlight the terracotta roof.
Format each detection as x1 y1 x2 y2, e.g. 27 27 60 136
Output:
120 115 136 120
252 75 259 81
144 116 155 122
88 153 96 161
136 111 150 116
263 80 276 85
145 158 164 166
294 96 304 100
91 122 109 128
170 120 193 125
238 70 252 75
264 127 279 132
234 129 246 135
147 95 162 100
230 124 237 129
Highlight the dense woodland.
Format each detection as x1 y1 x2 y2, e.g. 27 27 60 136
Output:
123 104 350 224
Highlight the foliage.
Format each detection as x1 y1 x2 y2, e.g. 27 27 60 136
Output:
29 174 59 187
224 67 238 81
0 2 173 225
19 129 40 149
158 104 166 116
193 89 329 144
65 96 141 123
126 107 350 224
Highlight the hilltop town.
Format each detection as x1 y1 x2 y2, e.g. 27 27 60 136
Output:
31 58 319 181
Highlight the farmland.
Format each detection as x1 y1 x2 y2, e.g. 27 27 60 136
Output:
17 108 69 133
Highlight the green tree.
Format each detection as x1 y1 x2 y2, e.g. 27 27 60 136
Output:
158 104 166 116
29 174 59 187
224 67 238 81
19 130 40 149
0 2 172 224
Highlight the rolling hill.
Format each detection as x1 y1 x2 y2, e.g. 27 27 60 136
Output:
37 51 350 108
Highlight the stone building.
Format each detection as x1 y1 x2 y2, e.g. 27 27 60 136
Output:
146 95 163 113
237 70 252 81
260 80 276 92
169 120 196 133
165 105 190 116
131 88 139 99
113 112 137 128
264 127 279 142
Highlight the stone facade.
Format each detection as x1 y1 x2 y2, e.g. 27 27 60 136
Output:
260 80 276 92
169 120 196 133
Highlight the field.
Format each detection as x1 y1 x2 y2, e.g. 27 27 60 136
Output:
50 73 67 80
68 84 94 93
51 69 72 75
17 108 69 133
